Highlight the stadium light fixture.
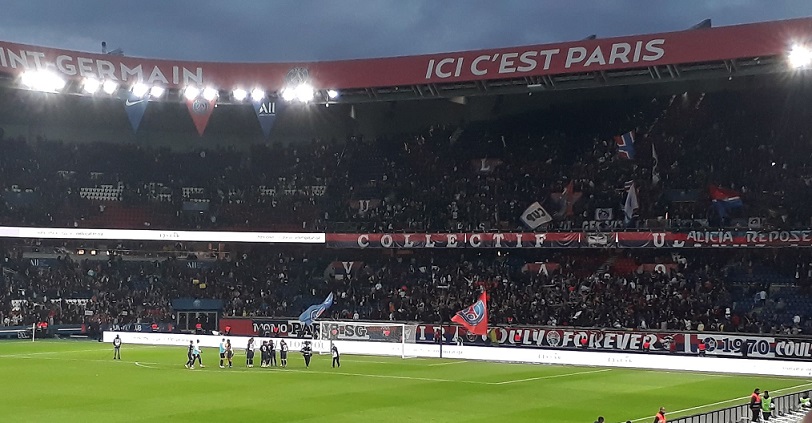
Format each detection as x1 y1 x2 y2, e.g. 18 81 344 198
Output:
294 83 314 102
149 85 165 98
131 82 149 98
250 88 265 102
232 88 248 102
789 44 812 69
102 80 119 95
82 78 101 94
327 89 339 99
183 86 201 101
281 84 315 103
20 70 66 92
202 87 219 101
281 87 296 102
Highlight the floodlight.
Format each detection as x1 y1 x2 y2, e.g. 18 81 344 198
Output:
149 85 165 98
789 45 812 69
131 82 149 98
20 70 66 92
327 89 339 99
184 86 201 101
82 78 101 94
232 88 248 102
250 88 265 102
281 87 296 102
102 80 119 94
294 83 314 102
202 87 219 101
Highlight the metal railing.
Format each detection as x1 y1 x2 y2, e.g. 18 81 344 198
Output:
671 391 808 423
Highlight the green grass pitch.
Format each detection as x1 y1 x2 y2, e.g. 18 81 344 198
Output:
0 339 808 422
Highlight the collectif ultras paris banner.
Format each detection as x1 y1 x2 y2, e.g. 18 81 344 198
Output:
325 231 812 249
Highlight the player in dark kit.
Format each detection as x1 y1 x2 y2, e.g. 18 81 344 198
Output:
331 344 340 368
268 339 277 367
246 337 255 368
280 340 288 368
301 341 313 368
225 339 234 368
185 340 194 368
112 334 122 360
260 340 269 367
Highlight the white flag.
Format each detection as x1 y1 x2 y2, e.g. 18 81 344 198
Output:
520 202 552 229
652 143 661 185
624 182 639 224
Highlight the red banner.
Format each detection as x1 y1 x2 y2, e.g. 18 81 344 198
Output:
326 230 812 248
0 18 809 90
185 96 217 136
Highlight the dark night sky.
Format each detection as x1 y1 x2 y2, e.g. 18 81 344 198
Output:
1 1 811 62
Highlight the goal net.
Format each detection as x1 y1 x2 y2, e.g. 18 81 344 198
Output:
316 321 419 359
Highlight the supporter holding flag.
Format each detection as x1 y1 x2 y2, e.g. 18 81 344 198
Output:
299 292 334 326
614 131 636 159
709 185 743 218
451 291 488 336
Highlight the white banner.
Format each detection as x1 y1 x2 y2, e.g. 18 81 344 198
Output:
0 226 325 244
520 202 552 229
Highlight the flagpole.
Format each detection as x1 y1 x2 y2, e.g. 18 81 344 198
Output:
439 309 444 359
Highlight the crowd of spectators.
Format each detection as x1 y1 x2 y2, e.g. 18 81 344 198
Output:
2 82 812 336
1 84 812 232
2 240 810 336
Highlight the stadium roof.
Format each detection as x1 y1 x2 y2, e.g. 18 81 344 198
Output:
0 17 810 104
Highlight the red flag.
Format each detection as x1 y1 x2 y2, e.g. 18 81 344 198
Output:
451 291 488 335
185 97 217 136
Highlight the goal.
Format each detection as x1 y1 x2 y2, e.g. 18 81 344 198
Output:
316 321 418 359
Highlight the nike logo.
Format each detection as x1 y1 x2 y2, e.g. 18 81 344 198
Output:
125 99 145 106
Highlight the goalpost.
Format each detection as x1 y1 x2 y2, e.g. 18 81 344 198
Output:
316 321 419 359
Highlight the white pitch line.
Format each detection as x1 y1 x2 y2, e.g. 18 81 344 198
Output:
428 360 468 367
0 348 112 358
0 344 158 359
493 368 613 385
627 381 812 422
134 361 159 369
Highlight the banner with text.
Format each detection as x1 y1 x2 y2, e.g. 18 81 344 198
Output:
326 230 812 249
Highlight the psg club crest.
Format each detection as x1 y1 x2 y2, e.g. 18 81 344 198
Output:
285 67 310 86
456 299 486 326
545 331 562 347
192 98 209 114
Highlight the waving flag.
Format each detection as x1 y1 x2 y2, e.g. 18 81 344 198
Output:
651 143 661 185
624 181 639 224
709 185 743 218
614 131 636 159
451 292 488 335
298 293 334 326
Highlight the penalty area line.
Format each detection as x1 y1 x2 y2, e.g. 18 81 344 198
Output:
427 360 468 367
492 368 613 385
134 361 159 369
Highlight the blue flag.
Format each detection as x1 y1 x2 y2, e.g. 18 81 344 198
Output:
252 97 281 139
298 293 334 326
123 91 149 133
